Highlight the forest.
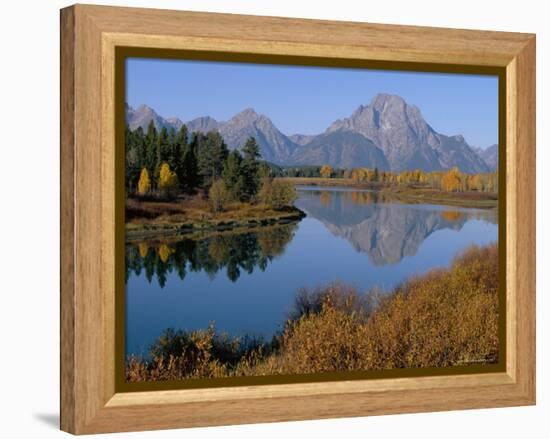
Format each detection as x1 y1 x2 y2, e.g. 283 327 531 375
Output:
125 121 301 238
126 121 280 202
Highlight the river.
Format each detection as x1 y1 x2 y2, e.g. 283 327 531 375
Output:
125 186 498 357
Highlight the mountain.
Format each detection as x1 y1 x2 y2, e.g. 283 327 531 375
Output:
125 95 493 173
324 94 489 173
289 133 317 145
290 130 390 170
185 116 220 133
475 144 498 171
126 104 179 131
126 105 297 163
217 109 297 163
165 117 184 130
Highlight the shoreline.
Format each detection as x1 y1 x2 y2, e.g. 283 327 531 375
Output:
279 177 498 209
378 187 498 208
125 179 497 242
125 205 306 241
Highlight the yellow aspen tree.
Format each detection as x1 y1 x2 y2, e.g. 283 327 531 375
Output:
441 167 462 192
137 168 151 196
320 165 332 179
158 162 178 193
469 174 483 191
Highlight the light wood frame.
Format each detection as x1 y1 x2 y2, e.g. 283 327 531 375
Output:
60 4 536 434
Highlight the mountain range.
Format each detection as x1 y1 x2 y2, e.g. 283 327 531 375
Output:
126 93 497 173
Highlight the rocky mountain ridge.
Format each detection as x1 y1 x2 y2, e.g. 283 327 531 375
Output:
126 94 496 173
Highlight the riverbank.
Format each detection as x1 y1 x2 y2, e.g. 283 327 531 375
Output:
126 243 499 381
125 197 306 241
279 177 498 208
279 176 381 189
380 186 498 208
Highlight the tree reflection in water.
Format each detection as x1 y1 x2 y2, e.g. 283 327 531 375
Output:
125 223 298 287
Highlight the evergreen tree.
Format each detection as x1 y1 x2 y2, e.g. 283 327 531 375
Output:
155 126 171 182
174 125 189 188
241 137 262 200
188 132 206 189
222 150 244 200
125 125 140 191
144 120 158 183
134 126 146 171
197 130 229 189
181 132 199 191
167 127 179 172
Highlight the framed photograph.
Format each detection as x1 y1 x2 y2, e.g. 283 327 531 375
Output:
60 4 536 434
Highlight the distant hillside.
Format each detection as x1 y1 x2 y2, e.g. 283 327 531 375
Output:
289 130 389 170
475 144 498 171
126 93 494 173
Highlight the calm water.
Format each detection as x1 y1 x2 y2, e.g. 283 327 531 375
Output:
125 187 498 357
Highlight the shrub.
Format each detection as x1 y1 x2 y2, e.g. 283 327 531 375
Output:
125 326 268 381
126 326 227 382
288 283 375 322
208 179 230 212
258 178 297 209
284 244 498 372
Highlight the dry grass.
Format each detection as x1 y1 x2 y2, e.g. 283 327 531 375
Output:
125 195 305 241
384 186 498 208
126 195 288 224
126 196 303 225
278 177 380 188
126 243 499 381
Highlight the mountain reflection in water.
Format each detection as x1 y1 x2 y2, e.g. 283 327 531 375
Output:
295 187 497 265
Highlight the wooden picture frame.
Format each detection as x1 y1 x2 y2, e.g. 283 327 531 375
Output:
60 4 536 434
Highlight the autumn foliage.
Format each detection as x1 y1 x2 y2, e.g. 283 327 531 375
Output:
137 168 151 196
126 243 499 381
158 162 178 194
320 165 332 178
258 178 297 210
208 179 231 213
346 165 497 193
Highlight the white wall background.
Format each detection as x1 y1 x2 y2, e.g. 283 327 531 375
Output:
0 0 546 437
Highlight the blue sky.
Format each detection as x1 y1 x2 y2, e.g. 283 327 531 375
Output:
126 58 498 148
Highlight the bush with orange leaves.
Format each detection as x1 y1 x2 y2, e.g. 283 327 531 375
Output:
126 243 499 381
